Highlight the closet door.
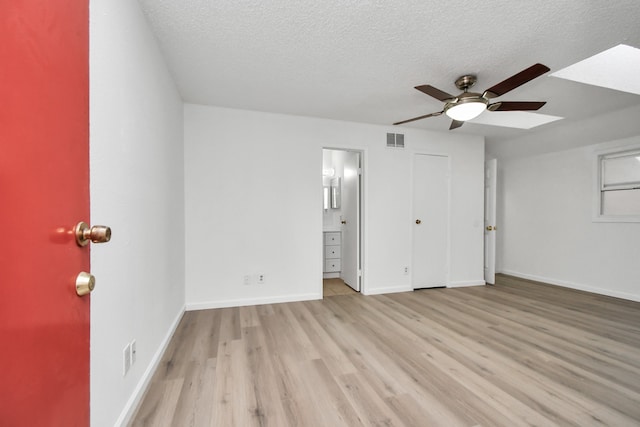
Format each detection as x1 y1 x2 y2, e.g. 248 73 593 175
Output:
412 154 449 289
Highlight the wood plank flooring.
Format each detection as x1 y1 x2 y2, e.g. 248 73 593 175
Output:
323 278 358 296
130 274 640 426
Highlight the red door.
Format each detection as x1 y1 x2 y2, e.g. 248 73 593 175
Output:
0 1 90 425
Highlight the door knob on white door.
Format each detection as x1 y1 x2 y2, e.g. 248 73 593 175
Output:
415 219 422 224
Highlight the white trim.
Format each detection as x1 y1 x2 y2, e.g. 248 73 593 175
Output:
186 293 321 311
363 285 413 296
448 280 486 288
115 305 186 427
501 270 640 303
593 214 640 223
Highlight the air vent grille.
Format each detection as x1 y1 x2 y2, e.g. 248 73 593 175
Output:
386 133 405 148
386 133 395 147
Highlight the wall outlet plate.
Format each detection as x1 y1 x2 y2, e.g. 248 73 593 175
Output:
123 343 131 376
257 274 265 284
130 339 137 365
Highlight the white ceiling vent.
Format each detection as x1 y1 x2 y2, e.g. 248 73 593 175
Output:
387 133 405 148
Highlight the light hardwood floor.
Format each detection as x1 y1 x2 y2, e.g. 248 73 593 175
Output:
130 275 640 426
323 278 358 296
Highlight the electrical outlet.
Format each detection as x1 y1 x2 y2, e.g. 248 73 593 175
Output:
243 275 251 285
257 274 265 284
130 339 137 365
123 343 131 376
404 266 409 275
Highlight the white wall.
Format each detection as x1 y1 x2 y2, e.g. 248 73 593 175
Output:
90 1 185 426
185 104 485 307
496 136 640 301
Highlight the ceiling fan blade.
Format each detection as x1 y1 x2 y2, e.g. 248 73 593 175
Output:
483 63 550 99
415 85 455 101
449 120 464 130
488 101 546 111
393 111 443 125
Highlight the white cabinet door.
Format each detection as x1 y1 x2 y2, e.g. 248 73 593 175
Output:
324 232 340 245
324 245 341 259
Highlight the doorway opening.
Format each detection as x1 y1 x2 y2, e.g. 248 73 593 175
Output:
322 148 363 297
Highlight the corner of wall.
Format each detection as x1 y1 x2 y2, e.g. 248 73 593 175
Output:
114 306 186 426
90 0 186 425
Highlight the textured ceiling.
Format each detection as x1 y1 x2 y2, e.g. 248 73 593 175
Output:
138 0 640 151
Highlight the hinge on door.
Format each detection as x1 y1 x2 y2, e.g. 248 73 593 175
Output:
357 168 363 175
358 270 362 277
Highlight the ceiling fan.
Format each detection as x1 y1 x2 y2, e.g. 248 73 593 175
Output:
394 63 550 130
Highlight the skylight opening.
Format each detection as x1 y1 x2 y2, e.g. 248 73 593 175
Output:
468 111 563 129
551 44 640 95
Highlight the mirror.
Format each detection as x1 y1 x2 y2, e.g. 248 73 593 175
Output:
323 186 330 210
330 177 341 209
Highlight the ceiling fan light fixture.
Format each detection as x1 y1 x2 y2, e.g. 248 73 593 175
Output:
394 64 549 128
445 99 487 121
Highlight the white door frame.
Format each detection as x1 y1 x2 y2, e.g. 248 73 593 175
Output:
410 151 452 289
322 147 366 295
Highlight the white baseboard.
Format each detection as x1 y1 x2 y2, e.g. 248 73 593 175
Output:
363 285 412 296
115 305 186 427
364 281 485 295
448 280 486 288
501 270 640 303
186 293 321 311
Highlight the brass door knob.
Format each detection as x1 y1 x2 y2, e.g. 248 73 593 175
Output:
75 221 112 246
486 225 495 231
341 220 347 224
416 219 422 224
76 272 96 296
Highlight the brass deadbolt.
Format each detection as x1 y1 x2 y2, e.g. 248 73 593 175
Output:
76 272 96 296
415 219 422 225
75 222 112 247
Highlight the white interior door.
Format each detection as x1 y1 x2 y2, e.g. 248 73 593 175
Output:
484 158 497 284
412 154 449 289
341 151 360 291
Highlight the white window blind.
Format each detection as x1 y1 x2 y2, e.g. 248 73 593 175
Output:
597 149 640 219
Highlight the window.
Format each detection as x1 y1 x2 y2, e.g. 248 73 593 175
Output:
594 147 640 222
